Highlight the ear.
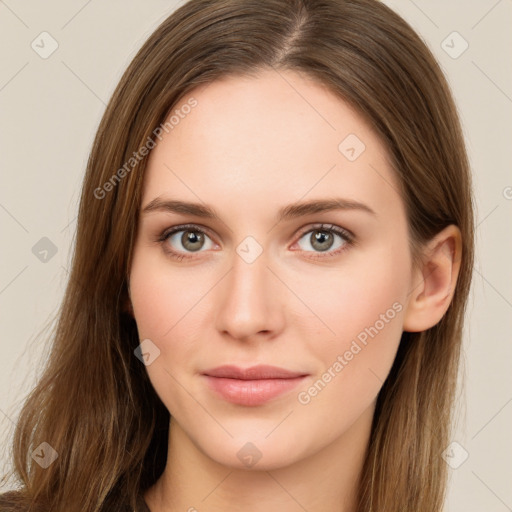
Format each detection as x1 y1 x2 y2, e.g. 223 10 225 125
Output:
403 225 462 332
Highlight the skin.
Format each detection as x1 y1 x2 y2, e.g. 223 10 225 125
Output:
128 68 462 512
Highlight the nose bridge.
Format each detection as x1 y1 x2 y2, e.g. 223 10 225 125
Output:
214 240 281 339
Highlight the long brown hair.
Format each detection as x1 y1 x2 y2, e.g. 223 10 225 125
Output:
1 0 474 510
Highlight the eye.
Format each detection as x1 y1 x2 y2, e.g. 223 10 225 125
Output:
158 224 216 260
157 222 354 261
293 223 353 257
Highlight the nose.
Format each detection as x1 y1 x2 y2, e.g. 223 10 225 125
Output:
214 245 285 342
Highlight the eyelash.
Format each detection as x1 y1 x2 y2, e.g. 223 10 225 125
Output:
157 223 355 262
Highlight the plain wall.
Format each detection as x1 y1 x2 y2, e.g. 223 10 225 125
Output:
1 1 511 510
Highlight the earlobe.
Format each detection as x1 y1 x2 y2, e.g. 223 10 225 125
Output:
403 225 462 333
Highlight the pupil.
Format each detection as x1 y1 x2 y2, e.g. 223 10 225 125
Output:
183 231 204 251
312 230 332 251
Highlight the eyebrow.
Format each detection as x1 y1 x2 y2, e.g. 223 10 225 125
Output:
142 197 376 221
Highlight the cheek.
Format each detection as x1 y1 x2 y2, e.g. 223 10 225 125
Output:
129 270 177 340
129 246 210 340
128 249 198 375
291 243 410 420
292 239 410 346
129 252 209 412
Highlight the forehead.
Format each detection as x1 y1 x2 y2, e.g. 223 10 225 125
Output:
142 68 402 219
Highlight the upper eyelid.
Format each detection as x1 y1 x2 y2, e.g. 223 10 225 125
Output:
296 223 353 239
159 224 219 251
162 223 215 238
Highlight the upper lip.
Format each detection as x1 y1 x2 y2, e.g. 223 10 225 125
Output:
202 365 308 380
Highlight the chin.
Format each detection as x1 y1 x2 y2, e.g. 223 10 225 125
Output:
195 432 308 471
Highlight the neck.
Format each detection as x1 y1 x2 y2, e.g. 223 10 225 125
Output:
144 402 375 512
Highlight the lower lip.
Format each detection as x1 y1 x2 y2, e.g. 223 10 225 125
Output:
203 375 308 406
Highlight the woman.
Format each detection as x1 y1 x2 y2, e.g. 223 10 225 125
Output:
0 0 474 510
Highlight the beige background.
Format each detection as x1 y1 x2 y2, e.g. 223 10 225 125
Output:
1 0 511 509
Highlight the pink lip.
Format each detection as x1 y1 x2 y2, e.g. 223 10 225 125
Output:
202 365 309 406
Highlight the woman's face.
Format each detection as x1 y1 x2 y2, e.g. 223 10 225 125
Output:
129 68 416 469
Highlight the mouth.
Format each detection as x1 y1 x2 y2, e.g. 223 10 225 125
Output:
201 364 309 406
